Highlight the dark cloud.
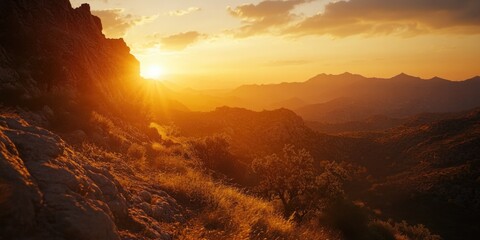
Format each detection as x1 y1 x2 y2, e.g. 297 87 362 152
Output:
92 9 157 38
158 31 203 51
227 0 313 37
289 0 480 37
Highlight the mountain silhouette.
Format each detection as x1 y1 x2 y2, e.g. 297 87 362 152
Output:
224 73 480 123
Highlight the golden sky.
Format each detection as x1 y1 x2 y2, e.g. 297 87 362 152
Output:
71 0 480 89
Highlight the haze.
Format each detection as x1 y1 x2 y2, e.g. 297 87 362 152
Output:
70 0 480 89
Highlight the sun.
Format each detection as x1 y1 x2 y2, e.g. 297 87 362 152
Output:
141 64 165 80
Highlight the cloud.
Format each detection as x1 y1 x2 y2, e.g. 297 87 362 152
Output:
168 7 201 16
92 9 157 38
157 31 203 51
227 0 313 37
289 0 480 37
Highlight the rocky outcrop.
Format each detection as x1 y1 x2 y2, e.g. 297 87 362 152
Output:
0 114 184 239
0 0 139 112
0 114 120 239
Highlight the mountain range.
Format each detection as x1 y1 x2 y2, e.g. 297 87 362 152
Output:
174 73 480 126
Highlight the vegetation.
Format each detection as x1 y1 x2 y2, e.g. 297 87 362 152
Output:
252 145 350 221
143 128 339 239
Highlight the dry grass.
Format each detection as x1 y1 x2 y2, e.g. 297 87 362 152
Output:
81 142 121 163
155 162 335 239
82 115 337 239
90 111 129 149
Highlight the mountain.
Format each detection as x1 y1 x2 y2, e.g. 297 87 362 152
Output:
295 74 480 123
229 72 365 110
224 73 480 123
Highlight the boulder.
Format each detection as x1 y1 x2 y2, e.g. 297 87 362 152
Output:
0 115 121 239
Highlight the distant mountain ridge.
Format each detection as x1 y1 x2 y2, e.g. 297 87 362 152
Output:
224 73 480 123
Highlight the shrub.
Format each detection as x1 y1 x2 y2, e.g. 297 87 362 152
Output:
252 145 350 220
189 135 245 180
90 111 128 150
81 142 120 162
392 221 442 240
127 143 146 161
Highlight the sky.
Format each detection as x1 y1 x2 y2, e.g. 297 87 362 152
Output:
70 0 480 89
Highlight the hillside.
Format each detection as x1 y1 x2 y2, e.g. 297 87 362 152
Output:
0 1 338 239
167 107 383 171
167 106 480 240
362 109 480 239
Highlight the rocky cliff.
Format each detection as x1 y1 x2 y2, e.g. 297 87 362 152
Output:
0 0 140 116
0 1 183 239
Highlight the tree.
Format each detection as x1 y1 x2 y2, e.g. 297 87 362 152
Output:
189 135 245 178
252 145 349 220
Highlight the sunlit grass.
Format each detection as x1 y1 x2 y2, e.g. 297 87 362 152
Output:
153 158 334 239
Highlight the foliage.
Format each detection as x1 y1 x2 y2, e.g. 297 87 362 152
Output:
188 135 247 180
251 144 349 220
390 220 442 240
321 200 441 240
90 111 128 150
155 158 337 240
127 143 146 161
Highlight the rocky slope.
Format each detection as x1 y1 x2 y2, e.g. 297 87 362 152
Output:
0 112 186 239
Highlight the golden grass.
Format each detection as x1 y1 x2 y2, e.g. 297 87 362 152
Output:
155 161 334 239
83 114 336 239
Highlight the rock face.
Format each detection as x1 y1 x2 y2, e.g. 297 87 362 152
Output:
0 113 184 239
0 0 139 111
0 114 120 239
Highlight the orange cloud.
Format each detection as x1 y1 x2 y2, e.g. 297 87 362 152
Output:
289 0 480 37
227 0 313 37
92 9 157 38
158 31 203 51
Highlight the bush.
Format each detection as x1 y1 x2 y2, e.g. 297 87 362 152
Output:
189 135 246 180
252 145 350 220
90 111 128 150
321 201 441 240
127 143 146 161
391 220 442 240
